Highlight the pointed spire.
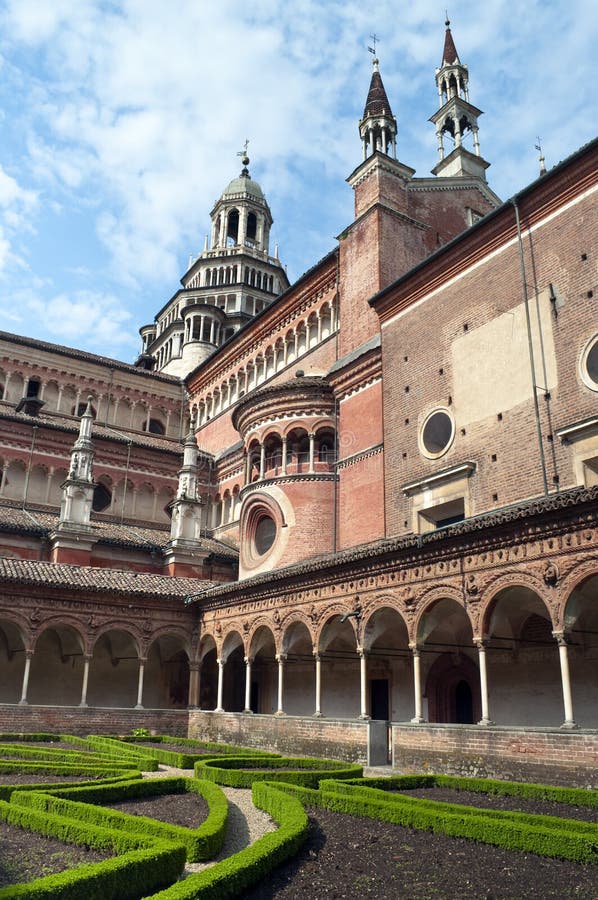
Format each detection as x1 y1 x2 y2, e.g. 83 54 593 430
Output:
442 16 460 66
363 59 394 119
359 55 398 161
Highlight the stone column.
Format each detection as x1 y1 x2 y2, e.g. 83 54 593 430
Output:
0 462 9 497
281 436 288 476
475 640 492 725
244 656 253 713
19 651 33 705
135 658 146 709
308 433 315 474
44 467 54 504
275 653 286 716
215 658 224 712
188 662 200 708
79 654 91 707
259 444 266 480
358 648 369 719
410 644 424 723
314 652 323 717
554 632 576 728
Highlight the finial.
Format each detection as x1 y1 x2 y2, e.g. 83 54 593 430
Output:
367 33 379 67
237 138 250 173
445 10 450 27
535 137 547 176
83 395 94 416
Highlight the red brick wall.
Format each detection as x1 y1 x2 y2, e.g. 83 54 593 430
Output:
0 704 189 738
189 710 369 762
392 723 598 788
381 188 598 536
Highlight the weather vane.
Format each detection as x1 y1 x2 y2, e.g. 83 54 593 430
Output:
367 33 379 57
237 139 250 169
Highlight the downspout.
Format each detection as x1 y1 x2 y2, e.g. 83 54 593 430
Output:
512 198 549 496
22 425 38 511
333 250 341 553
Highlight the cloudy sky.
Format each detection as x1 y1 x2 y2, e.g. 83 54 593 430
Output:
0 0 595 362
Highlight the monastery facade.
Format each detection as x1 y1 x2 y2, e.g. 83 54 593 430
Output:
0 23 596 785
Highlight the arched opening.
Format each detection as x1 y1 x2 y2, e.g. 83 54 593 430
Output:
483 586 561 726
145 635 190 708
29 625 85 706
222 632 245 712
282 620 315 716
246 212 257 242
226 209 239 246
248 626 277 714
318 614 360 718
417 596 478 724
88 629 140 708
363 606 411 721
199 636 217 710
0 620 26 703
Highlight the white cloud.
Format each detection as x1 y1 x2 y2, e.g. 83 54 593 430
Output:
0 0 595 354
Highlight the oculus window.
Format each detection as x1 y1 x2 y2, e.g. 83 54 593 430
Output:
420 409 455 458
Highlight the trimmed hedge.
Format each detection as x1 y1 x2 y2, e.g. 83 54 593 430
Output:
195 756 363 789
14 776 228 862
281 777 598 865
0 743 138 767
144 780 309 899
0 799 186 899
0 761 143 779
94 735 280 770
83 736 160 770
0 773 140 802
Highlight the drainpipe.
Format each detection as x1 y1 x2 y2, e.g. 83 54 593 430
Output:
512 198 549 496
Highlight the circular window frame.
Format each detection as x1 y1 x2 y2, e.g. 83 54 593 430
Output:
580 334 598 392
242 495 284 569
419 407 456 460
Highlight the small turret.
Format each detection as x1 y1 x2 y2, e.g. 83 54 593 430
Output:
359 55 398 161
58 396 95 528
429 18 490 181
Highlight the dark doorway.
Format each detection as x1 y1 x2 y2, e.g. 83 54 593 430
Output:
250 680 259 714
455 679 474 724
370 678 390 720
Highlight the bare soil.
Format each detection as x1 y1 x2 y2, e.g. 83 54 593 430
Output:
397 786 598 823
241 806 598 899
0 821 109 889
105 791 209 826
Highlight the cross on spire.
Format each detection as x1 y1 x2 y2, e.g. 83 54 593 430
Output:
368 33 379 59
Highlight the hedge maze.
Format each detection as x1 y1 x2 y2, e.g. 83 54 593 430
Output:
0 734 595 898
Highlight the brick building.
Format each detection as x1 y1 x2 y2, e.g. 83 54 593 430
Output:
0 23 596 784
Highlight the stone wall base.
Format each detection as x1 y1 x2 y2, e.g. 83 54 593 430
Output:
392 723 598 788
0 704 189 737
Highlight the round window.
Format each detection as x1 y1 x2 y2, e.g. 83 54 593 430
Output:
420 409 454 458
582 336 598 390
254 514 276 556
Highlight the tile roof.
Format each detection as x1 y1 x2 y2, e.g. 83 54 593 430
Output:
363 68 394 118
0 404 182 454
0 330 178 384
442 23 459 66
0 556 212 598
0 501 239 560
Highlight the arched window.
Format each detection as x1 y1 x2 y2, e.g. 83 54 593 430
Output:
226 209 239 245
247 212 257 241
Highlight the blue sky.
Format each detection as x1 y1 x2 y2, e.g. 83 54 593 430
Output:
0 0 595 362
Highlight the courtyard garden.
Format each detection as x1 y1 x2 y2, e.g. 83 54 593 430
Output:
0 733 596 898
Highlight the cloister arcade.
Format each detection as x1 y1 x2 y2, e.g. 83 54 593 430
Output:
0 619 192 710
195 570 598 730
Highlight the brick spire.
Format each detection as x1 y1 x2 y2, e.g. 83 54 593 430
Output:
441 17 460 66
363 61 394 118
359 57 397 161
